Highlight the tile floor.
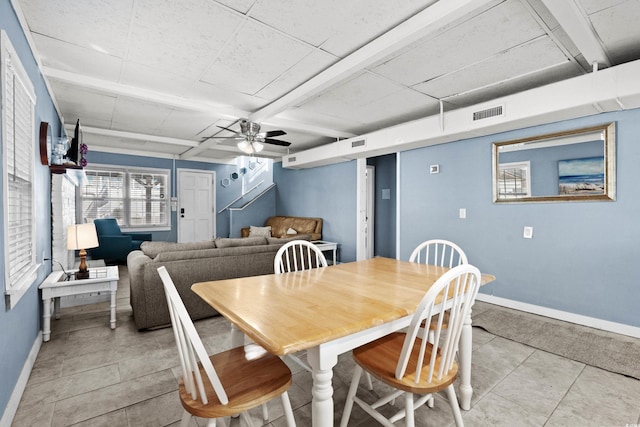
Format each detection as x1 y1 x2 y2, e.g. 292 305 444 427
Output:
12 265 640 426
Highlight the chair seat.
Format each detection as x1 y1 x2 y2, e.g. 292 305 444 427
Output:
353 332 458 395
179 344 292 419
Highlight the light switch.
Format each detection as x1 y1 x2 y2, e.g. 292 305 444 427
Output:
459 208 466 219
523 226 533 239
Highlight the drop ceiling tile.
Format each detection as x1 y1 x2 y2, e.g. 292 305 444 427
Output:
413 36 569 99
32 34 122 81
320 0 438 57
157 110 223 140
340 88 440 132
372 0 545 86
127 0 244 79
185 81 267 112
50 81 117 123
216 0 259 14
19 0 132 57
248 0 349 47
200 20 313 95
119 62 195 96
299 72 404 117
588 0 640 64
579 0 628 15
443 61 581 108
256 50 338 99
111 98 173 135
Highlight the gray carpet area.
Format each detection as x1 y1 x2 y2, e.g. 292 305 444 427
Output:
472 305 640 380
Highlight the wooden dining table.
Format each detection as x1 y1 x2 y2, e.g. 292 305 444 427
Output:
192 257 495 427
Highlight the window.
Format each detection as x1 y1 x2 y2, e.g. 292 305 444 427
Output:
497 161 531 199
81 166 170 230
2 30 37 308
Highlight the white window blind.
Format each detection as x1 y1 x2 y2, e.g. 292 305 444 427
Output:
2 30 37 308
81 166 170 229
498 161 531 199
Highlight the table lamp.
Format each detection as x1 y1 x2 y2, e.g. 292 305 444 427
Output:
67 223 99 280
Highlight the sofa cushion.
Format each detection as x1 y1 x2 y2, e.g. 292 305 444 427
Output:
249 225 272 237
141 240 217 258
266 234 311 244
216 236 267 248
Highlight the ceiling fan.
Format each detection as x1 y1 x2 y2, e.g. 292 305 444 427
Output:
203 119 291 154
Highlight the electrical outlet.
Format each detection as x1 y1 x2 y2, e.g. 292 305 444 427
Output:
459 208 466 219
523 226 533 239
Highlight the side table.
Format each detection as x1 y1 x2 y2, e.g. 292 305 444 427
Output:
311 240 338 265
39 266 119 342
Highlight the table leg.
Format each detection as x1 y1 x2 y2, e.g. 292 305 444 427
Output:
230 323 245 348
110 288 117 329
53 297 61 320
307 348 337 427
458 308 473 410
43 298 52 342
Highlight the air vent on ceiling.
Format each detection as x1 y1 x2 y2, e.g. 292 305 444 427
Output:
351 138 366 148
473 105 504 121
287 156 296 163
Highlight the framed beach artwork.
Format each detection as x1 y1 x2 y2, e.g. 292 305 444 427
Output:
558 156 605 195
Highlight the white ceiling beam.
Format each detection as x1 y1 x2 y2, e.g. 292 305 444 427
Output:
264 117 357 139
76 126 199 147
540 0 611 68
46 67 250 119
250 0 495 123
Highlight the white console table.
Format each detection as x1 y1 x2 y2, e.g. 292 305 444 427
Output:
312 240 338 265
39 266 119 342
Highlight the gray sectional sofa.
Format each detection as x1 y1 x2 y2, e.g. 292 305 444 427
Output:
127 235 307 330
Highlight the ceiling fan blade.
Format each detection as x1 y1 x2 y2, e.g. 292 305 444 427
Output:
263 138 291 147
264 130 286 137
216 125 240 134
201 135 245 142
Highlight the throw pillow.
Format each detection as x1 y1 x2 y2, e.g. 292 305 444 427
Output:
286 227 297 234
249 225 272 237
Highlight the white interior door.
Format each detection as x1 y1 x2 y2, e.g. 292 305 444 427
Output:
178 169 215 243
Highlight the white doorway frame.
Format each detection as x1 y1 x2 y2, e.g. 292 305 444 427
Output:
177 168 216 242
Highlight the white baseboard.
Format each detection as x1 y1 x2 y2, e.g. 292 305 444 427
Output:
0 332 42 427
476 294 640 339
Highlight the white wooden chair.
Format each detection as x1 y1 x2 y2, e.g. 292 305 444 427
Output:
409 239 468 267
157 266 296 427
340 264 482 427
274 239 328 274
409 239 468 406
274 240 328 372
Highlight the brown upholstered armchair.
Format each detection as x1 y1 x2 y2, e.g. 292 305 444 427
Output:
241 216 322 241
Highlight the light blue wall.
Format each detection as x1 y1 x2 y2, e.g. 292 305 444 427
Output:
86 152 273 240
0 1 62 419
399 109 640 327
229 187 276 237
273 161 358 262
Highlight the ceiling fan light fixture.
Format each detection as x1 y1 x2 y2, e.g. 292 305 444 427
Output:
237 140 264 154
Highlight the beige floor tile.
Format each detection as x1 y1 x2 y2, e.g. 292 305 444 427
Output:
70 409 129 427
125 390 184 426
491 349 585 417
546 365 640 427
50 369 176 427
462 392 548 426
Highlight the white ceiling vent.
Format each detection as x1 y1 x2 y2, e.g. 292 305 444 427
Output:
472 105 504 121
351 138 366 148
287 156 297 162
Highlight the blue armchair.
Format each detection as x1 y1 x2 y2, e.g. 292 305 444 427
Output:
88 218 152 263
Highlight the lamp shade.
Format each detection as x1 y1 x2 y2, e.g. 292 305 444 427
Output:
67 223 99 250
